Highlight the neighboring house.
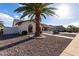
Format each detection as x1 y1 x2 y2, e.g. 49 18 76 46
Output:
42 24 53 31
53 25 65 32
42 24 65 32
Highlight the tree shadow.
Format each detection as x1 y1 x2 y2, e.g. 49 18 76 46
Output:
0 37 34 51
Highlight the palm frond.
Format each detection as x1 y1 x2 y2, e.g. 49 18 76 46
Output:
14 7 26 13
20 11 28 19
47 7 57 10
41 14 46 19
19 3 29 6
29 14 35 19
41 3 53 8
15 3 57 20
46 9 57 16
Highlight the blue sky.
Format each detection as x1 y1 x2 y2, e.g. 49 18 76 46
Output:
42 3 79 27
0 3 79 27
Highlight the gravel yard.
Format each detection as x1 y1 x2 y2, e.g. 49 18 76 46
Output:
0 34 72 56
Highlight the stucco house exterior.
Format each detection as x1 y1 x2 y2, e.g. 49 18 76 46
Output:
42 24 65 32
12 19 43 34
42 24 53 31
15 20 36 34
53 26 65 32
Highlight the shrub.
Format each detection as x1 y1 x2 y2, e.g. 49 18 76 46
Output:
0 32 2 35
0 29 3 35
22 31 27 35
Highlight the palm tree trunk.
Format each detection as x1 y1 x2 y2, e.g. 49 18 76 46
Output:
34 8 41 37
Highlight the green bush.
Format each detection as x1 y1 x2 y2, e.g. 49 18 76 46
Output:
0 30 3 35
22 31 27 35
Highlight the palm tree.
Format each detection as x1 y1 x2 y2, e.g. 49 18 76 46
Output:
14 3 57 37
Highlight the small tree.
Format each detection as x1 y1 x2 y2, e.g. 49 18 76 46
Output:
66 25 79 33
0 23 4 35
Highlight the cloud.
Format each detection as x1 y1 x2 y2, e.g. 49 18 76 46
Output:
14 14 30 20
70 22 79 25
0 13 13 20
0 13 14 27
21 16 29 20
55 15 76 20
69 22 79 27
14 15 20 19
17 4 23 7
64 22 79 27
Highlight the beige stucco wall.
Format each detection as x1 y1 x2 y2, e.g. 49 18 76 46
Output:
17 21 36 34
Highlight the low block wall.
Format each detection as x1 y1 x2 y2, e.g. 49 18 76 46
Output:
3 27 19 35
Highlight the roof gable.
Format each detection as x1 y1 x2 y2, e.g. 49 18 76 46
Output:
15 20 35 25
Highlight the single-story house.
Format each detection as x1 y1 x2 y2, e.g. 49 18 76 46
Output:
41 24 53 31
42 24 65 32
15 20 36 34
53 25 65 32
3 19 43 35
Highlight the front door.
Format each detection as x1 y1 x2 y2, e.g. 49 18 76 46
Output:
28 24 33 33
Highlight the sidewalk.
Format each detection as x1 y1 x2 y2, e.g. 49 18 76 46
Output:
60 34 79 56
